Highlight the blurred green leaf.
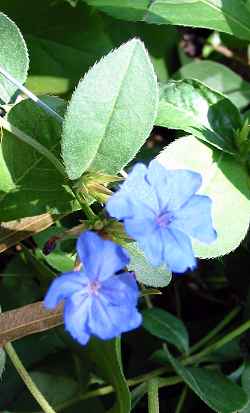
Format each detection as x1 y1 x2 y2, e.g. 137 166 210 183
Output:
0 12 29 103
127 243 171 288
166 347 248 413
156 79 241 153
174 60 250 110
82 0 250 42
241 362 250 412
62 38 158 179
143 308 189 353
0 97 78 222
158 136 250 258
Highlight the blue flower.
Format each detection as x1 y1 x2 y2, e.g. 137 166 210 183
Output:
106 160 216 273
44 231 142 345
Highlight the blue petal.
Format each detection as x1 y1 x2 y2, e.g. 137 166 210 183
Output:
162 228 197 273
64 296 91 345
124 213 157 240
137 229 164 267
77 231 129 281
44 272 85 309
148 160 202 211
100 272 139 306
87 295 142 340
170 195 217 243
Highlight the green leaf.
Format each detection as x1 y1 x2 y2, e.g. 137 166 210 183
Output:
62 38 158 180
174 60 250 110
158 136 250 258
86 337 131 413
126 243 171 287
0 348 5 378
143 308 189 354
156 79 241 153
0 97 77 222
165 347 248 413
241 362 250 412
0 12 29 103
83 0 250 42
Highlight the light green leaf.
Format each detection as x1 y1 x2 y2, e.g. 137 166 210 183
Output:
174 60 250 110
83 0 250 42
126 243 171 287
0 97 77 222
0 12 29 103
62 38 158 180
158 136 250 258
86 337 131 413
165 347 248 413
143 308 189 353
156 79 241 153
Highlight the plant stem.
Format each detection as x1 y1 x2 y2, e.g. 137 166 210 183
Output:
189 306 241 354
175 385 187 413
148 378 160 413
0 65 63 123
5 342 56 413
0 117 66 178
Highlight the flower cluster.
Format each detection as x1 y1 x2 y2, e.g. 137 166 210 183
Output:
107 160 216 273
45 160 216 345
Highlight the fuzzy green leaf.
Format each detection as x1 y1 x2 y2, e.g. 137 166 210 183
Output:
62 38 158 179
0 12 29 103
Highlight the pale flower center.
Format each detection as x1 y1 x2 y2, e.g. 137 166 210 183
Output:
156 212 172 228
88 280 101 295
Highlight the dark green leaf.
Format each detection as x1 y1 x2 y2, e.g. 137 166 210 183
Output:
143 308 189 353
156 79 241 153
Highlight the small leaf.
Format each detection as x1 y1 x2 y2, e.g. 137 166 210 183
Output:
62 38 158 179
86 337 131 413
0 97 78 222
143 308 189 354
174 60 250 110
166 347 248 413
0 301 63 346
156 79 241 153
0 213 56 253
0 12 29 103
158 136 250 258
126 243 172 287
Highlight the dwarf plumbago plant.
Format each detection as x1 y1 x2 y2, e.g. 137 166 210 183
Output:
1 3 250 413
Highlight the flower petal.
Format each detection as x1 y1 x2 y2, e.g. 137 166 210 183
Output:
170 195 217 243
77 231 129 281
100 272 139 306
162 228 196 273
44 272 84 309
88 296 142 340
64 297 91 345
137 229 164 267
148 160 202 211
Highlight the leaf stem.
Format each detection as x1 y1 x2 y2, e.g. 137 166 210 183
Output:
175 385 187 413
189 306 241 354
0 65 63 123
0 117 67 178
5 342 56 413
148 378 160 413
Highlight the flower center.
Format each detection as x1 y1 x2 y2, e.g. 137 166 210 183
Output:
88 280 101 295
156 212 172 228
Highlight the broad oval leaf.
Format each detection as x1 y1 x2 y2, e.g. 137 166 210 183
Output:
174 60 250 110
126 243 172 287
143 308 189 353
156 79 241 153
83 0 250 42
0 97 77 222
158 136 250 258
166 347 248 413
62 38 158 180
0 12 29 103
